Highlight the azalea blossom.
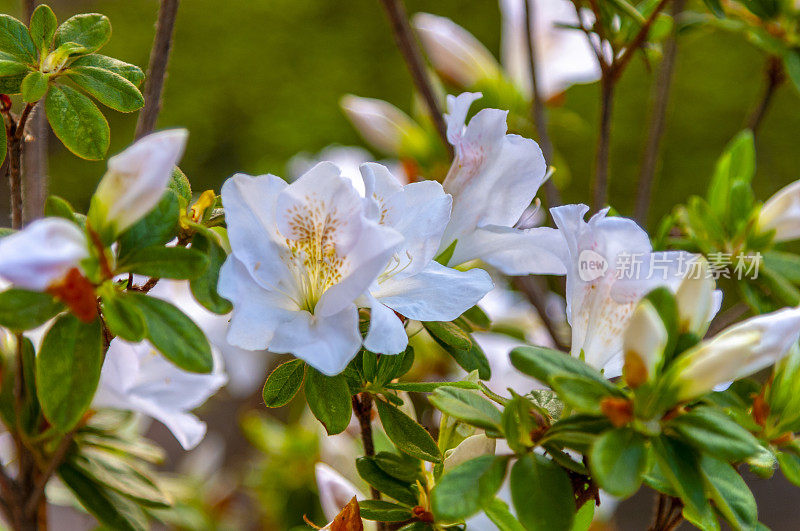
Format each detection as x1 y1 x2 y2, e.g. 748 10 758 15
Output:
340 95 428 159
358 163 493 355
547 204 715 374
665 307 800 401
94 338 227 450
438 92 565 276
218 162 403 375
89 129 188 238
499 0 600 98
0 218 88 291
757 179 800 242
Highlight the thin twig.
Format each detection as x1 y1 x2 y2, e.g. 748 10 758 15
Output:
747 55 784 134
592 77 614 210
635 0 685 224
613 0 672 77
525 0 560 207
24 431 75 518
377 0 452 158
352 394 381 500
135 0 181 139
512 276 568 351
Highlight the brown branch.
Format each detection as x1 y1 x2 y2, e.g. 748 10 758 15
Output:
24 431 75 518
635 0 685 224
512 276 568 351
525 0 560 207
135 0 181 139
613 0 672 77
377 0 452 158
352 393 381 500
747 55 784 134
592 77 615 210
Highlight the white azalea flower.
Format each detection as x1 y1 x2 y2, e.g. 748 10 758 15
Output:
94 339 227 450
359 163 493 355
547 204 709 374
148 280 270 397
218 162 403 376
438 92 565 275
667 307 800 401
0 218 88 291
340 95 428 158
89 129 188 238
758 179 800 242
499 0 600 98
412 13 502 88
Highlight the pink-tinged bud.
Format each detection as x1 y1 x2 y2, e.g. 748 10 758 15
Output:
340 95 426 157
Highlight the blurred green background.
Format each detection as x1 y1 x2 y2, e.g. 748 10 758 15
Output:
1 0 799 230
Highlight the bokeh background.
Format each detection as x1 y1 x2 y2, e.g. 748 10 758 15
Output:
1 0 800 529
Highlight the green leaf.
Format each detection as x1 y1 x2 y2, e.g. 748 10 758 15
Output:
510 345 616 391
429 387 502 431
189 232 232 314
432 455 509 521
45 83 109 160
763 251 800 284
439 338 491 380
70 54 144 87
29 5 58 54
0 66 24 94
0 336 39 434
784 49 800 95
356 456 418 506
571 501 596 531
0 288 63 330
510 454 575 531
385 380 480 393
484 498 526 531
127 293 213 373
0 56 28 76
423 320 472 350
665 407 761 462
358 500 413 522
0 14 36 63
70 448 171 507
59 462 148 531
36 314 103 431
45 195 77 221
372 451 421 483
117 246 210 280
101 292 146 342
700 455 757 531
651 436 716 527
590 428 648 498
550 374 623 415
777 451 800 487
462 305 491 329
262 359 305 407
117 190 180 258
54 14 111 54
304 368 352 435
21 70 48 102
703 0 725 17
435 238 457 266
502 395 536 454
706 130 755 219
66 66 144 112
376 399 441 463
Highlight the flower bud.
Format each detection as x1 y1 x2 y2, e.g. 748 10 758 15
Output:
675 257 717 335
0 218 88 291
412 13 502 89
757 179 800 242
670 307 800 402
340 95 426 157
89 129 188 238
443 433 496 470
623 300 668 387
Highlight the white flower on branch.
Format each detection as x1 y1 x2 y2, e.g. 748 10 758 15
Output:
438 92 565 275
94 338 227 450
218 162 403 375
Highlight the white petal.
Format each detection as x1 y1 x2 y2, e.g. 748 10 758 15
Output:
444 434 496 470
316 463 366 524
363 296 409 355
373 261 493 322
269 305 362 376
758 179 800 242
0 218 88 290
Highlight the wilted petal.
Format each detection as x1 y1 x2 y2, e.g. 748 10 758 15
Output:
0 218 88 291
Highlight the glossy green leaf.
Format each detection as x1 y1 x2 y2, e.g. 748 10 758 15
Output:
358 500 413 522
117 246 209 280
0 288 63 330
429 387 501 431
484 497 526 531
385 380 480 393
127 293 213 373
304 368 352 435
117 190 180 258
36 314 103 431
550 374 623 415
101 292 146 342
510 454 575 531
190 232 232 314
700 455 757 531
590 428 648 498
510 345 615 391
376 399 441 463
431 455 509 521
45 84 109 160
372 451 421 483
0 14 36 63
356 456 418 506
262 359 305 407
666 407 761 462
45 195 77 221
54 13 111 54
706 130 755 219
21 70 48 102
70 54 144 86
66 66 144 112
423 320 472 350
29 5 57 54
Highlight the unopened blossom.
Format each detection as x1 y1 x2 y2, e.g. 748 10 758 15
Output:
340 95 428 158
89 129 188 238
674 257 718 336
0 218 88 291
622 300 668 387
359 163 493 355
218 162 403 375
94 338 227 450
412 13 502 88
499 0 600 98
438 92 565 275
546 204 712 374
757 179 800 242
443 433 496 470
666 307 800 401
